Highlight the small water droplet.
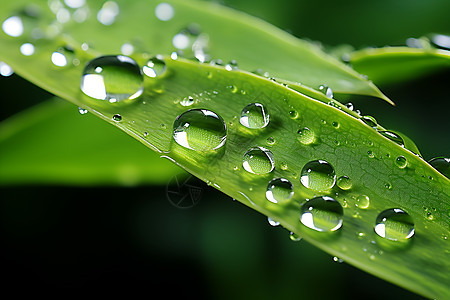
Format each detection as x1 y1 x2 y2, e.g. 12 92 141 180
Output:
143 56 166 78
20 43 35 56
172 109 227 151
357 232 366 239
0 61 14 77
385 183 392 190
361 115 378 128
239 103 269 129
242 147 275 175
97 1 120 26
227 85 238 93
225 60 238 71
426 212 434 220
2 16 24 37
428 157 450 178
206 71 213 79
268 217 280 227
336 175 352 190
289 232 302 241
367 150 375 158
333 256 344 263
266 178 294 204
112 114 122 122
154 2 174 21
344 102 354 111
297 127 316 145
355 195 370 209
280 162 288 170
395 156 407 169
266 137 275 145
300 160 336 191
378 130 404 147
374 208 414 241
180 96 194 107
318 84 333 98
81 55 143 103
430 34 450 50
78 107 88 115
289 110 299 119
332 121 340 128
299 196 343 232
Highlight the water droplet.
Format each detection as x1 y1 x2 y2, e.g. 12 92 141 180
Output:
172 24 209 62
0 61 14 77
297 127 316 145
267 217 280 226
97 1 119 26
318 84 333 98
289 110 299 119
51 45 75 67
395 156 407 169
120 43 134 55
289 232 302 241
266 178 294 204
266 137 275 145
227 85 238 93
239 103 269 129
356 195 370 209
180 96 194 107
361 115 378 128
333 256 344 263
172 109 227 151
426 212 434 220
336 175 352 190
428 157 450 178
64 0 86 9
332 121 340 128
154 2 174 21
20 43 35 56
78 107 88 115
367 150 375 158
374 208 415 241
378 130 404 147
300 160 336 191
385 183 392 190
345 102 354 111
112 114 122 122
430 34 450 50
242 147 275 175
299 196 343 232
143 56 166 78
2 16 24 37
225 60 238 71
80 55 143 103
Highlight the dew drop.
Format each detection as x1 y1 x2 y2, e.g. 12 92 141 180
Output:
361 115 378 128
266 178 294 204
266 137 275 145
299 196 343 232
239 103 269 129
2 16 24 37
0 61 14 77
97 1 119 26
395 156 407 169
289 232 302 242
172 109 227 151
385 183 392 190
356 195 370 209
143 56 166 78
345 102 354 111
332 121 340 128
289 110 299 119
120 43 134 55
180 96 194 107
112 114 122 122
154 2 174 21
333 256 344 263
378 130 404 147
20 43 35 56
318 84 333 98
225 60 238 71
297 127 316 145
51 46 75 67
80 55 143 103
367 150 375 158
242 147 275 175
78 107 88 115
336 175 352 190
428 157 450 178
374 208 415 241
300 160 336 191
267 217 280 227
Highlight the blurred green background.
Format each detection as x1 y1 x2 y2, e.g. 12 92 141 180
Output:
1 0 449 298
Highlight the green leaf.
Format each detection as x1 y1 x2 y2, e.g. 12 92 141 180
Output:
350 47 450 86
0 0 389 101
0 1 448 298
0 98 184 186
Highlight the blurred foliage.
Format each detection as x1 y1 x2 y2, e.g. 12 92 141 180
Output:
1 0 449 298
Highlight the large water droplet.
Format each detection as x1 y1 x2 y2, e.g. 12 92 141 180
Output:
266 178 293 204
361 115 378 128
80 55 143 103
300 196 343 232
336 175 352 190
374 208 415 241
300 160 336 191
143 56 166 78
172 109 227 151
395 156 407 169
297 127 316 145
243 147 275 175
428 157 450 178
378 130 404 147
239 103 269 129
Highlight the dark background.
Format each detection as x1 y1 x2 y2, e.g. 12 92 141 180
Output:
1 0 449 298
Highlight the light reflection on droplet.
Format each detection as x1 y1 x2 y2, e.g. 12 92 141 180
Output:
172 33 190 49
51 51 67 67
0 62 14 77
20 43 35 56
97 1 119 26
120 43 134 55
2 16 24 37
155 3 174 21
64 0 86 9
